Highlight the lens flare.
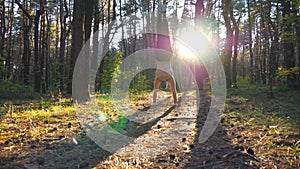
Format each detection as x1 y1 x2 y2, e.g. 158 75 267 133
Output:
175 26 210 63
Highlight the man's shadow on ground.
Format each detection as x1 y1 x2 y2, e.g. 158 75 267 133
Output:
0 96 179 168
1 93 256 168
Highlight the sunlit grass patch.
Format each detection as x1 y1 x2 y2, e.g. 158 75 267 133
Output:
0 99 77 146
95 94 128 131
224 95 299 133
223 85 300 167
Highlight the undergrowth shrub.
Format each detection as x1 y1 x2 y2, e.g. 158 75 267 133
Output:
275 66 300 85
0 79 38 100
129 73 152 94
96 50 122 93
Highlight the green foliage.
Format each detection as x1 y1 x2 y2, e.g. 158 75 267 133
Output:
0 79 38 100
0 100 76 143
0 50 5 77
97 50 122 93
239 74 251 84
96 94 126 132
227 83 269 98
275 66 300 84
49 62 61 96
224 96 299 136
281 12 299 42
280 31 297 42
0 51 5 62
96 94 112 101
232 0 247 14
129 73 152 95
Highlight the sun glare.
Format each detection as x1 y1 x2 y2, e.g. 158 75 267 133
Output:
176 41 198 60
175 28 210 62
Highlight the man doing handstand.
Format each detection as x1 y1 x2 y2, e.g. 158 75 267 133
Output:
153 55 178 105
152 2 177 106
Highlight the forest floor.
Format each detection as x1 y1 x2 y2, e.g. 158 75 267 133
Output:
0 84 300 169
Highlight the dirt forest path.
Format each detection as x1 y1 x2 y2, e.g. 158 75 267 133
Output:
92 91 255 169
1 90 300 168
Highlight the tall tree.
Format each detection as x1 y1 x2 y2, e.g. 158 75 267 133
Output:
230 0 243 87
222 0 233 88
292 1 300 87
33 1 45 92
281 0 296 88
59 0 69 93
265 0 280 97
4 0 15 80
84 0 94 42
71 0 97 102
0 0 5 79
15 0 32 85
259 0 268 84
90 0 100 93
247 0 255 83
69 0 84 96
195 0 204 18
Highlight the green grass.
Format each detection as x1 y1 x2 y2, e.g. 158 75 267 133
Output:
227 83 267 97
96 94 127 131
226 83 299 125
0 95 128 144
227 82 290 98
224 83 300 146
223 85 300 166
96 94 113 101
0 99 76 143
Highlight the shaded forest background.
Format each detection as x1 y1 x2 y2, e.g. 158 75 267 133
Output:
0 0 300 99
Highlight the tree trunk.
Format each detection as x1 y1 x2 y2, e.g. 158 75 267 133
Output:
40 9 46 93
22 20 31 85
282 0 296 88
195 0 204 18
247 0 254 83
0 0 5 79
260 3 268 84
84 0 94 42
15 0 32 85
241 28 245 79
294 3 300 87
5 0 15 80
232 25 239 87
254 19 261 83
222 0 233 88
34 10 41 92
45 9 51 93
59 0 68 94
230 4 240 88
113 0 117 20
91 0 100 93
297 18 300 87
69 0 84 98
264 1 276 97
107 0 111 23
